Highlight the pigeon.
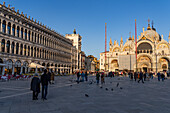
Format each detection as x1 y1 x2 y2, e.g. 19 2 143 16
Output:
100 86 103 89
120 87 123 89
70 85 72 87
105 88 108 91
117 83 119 87
110 82 112 84
89 82 92 85
85 94 89 97
111 88 114 91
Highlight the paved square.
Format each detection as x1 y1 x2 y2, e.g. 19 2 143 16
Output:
0 75 170 113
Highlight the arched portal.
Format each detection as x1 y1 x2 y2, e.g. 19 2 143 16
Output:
159 57 170 72
137 55 152 72
110 59 119 71
15 60 21 74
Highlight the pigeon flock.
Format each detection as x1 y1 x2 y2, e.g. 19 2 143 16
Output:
69 77 124 98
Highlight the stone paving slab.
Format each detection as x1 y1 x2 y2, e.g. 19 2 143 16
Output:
0 75 170 113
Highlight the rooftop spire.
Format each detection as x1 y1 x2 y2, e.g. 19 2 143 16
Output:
120 36 123 42
109 37 113 46
73 29 76 34
129 32 132 40
147 18 151 30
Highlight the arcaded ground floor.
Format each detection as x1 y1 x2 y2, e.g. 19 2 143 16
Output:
0 75 170 113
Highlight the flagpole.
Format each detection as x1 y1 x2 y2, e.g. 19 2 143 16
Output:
105 23 107 71
135 19 137 72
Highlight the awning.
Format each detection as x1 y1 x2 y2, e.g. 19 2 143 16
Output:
0 63 7 66
28 63 44 68
48 66 56 69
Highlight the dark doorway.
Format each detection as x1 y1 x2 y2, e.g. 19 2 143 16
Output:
143 67 147 72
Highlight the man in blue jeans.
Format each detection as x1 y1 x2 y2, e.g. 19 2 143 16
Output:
41 69 50 100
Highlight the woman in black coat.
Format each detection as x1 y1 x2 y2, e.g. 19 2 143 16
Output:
31 73 40 100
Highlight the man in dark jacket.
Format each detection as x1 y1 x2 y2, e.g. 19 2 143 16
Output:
41 69 50 100
31 73 40 100
138 71 144 83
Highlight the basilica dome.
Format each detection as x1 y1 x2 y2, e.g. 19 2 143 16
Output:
140 28 161 42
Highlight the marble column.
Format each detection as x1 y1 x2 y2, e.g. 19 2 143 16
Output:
12 65 14 75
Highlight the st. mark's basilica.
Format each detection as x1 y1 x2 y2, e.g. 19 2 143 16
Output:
100 20 170 73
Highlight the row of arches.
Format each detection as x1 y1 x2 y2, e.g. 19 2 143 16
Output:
0 19 71 53
0 58 71 75
1 39 71 63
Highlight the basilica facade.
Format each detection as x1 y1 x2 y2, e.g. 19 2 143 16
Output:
100 21 170 73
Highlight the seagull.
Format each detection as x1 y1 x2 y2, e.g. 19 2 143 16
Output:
85 94 89 97
117 83 119 87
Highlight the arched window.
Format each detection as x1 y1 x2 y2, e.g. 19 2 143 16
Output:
11 42 15 54
37 34 39 44
31 47 33 57
35 33 36 43
21 28 23 38
43 36 44 44
12 24 15 36
40 49 41 58
20 44 23 55
17 26 20 37
6 40 10 53
42 49 44 59
7 22 11 34
28 46 30 56
45 38 46 46
40 35 42 44
1 39 5 52
24 45 26 55
2 20 6 33
37 48 39 58
25 29 27 40
28 31 30 41
32 32 34 42
34 47 36 57
16 43 19 54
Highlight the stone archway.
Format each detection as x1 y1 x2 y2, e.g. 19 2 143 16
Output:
137 55 152 72
159 57 170 72
15 60 21 74
110 59 119 71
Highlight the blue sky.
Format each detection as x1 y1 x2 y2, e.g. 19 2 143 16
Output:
1 0 170 59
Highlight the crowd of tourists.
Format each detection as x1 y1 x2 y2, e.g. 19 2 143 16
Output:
30 69 169 100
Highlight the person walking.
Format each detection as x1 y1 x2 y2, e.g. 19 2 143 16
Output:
96 71 100 85
47 69 51 84
81 71 85 82
101 72 105 84
157 72 161 81
161 72 165 82
85 71 88 81
41 69 50 100
138 71 144 83
30 73 40 100
144 72 146 81
50 71 55 84
76 71 80 83
130 72 133 81
134 72 137 81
